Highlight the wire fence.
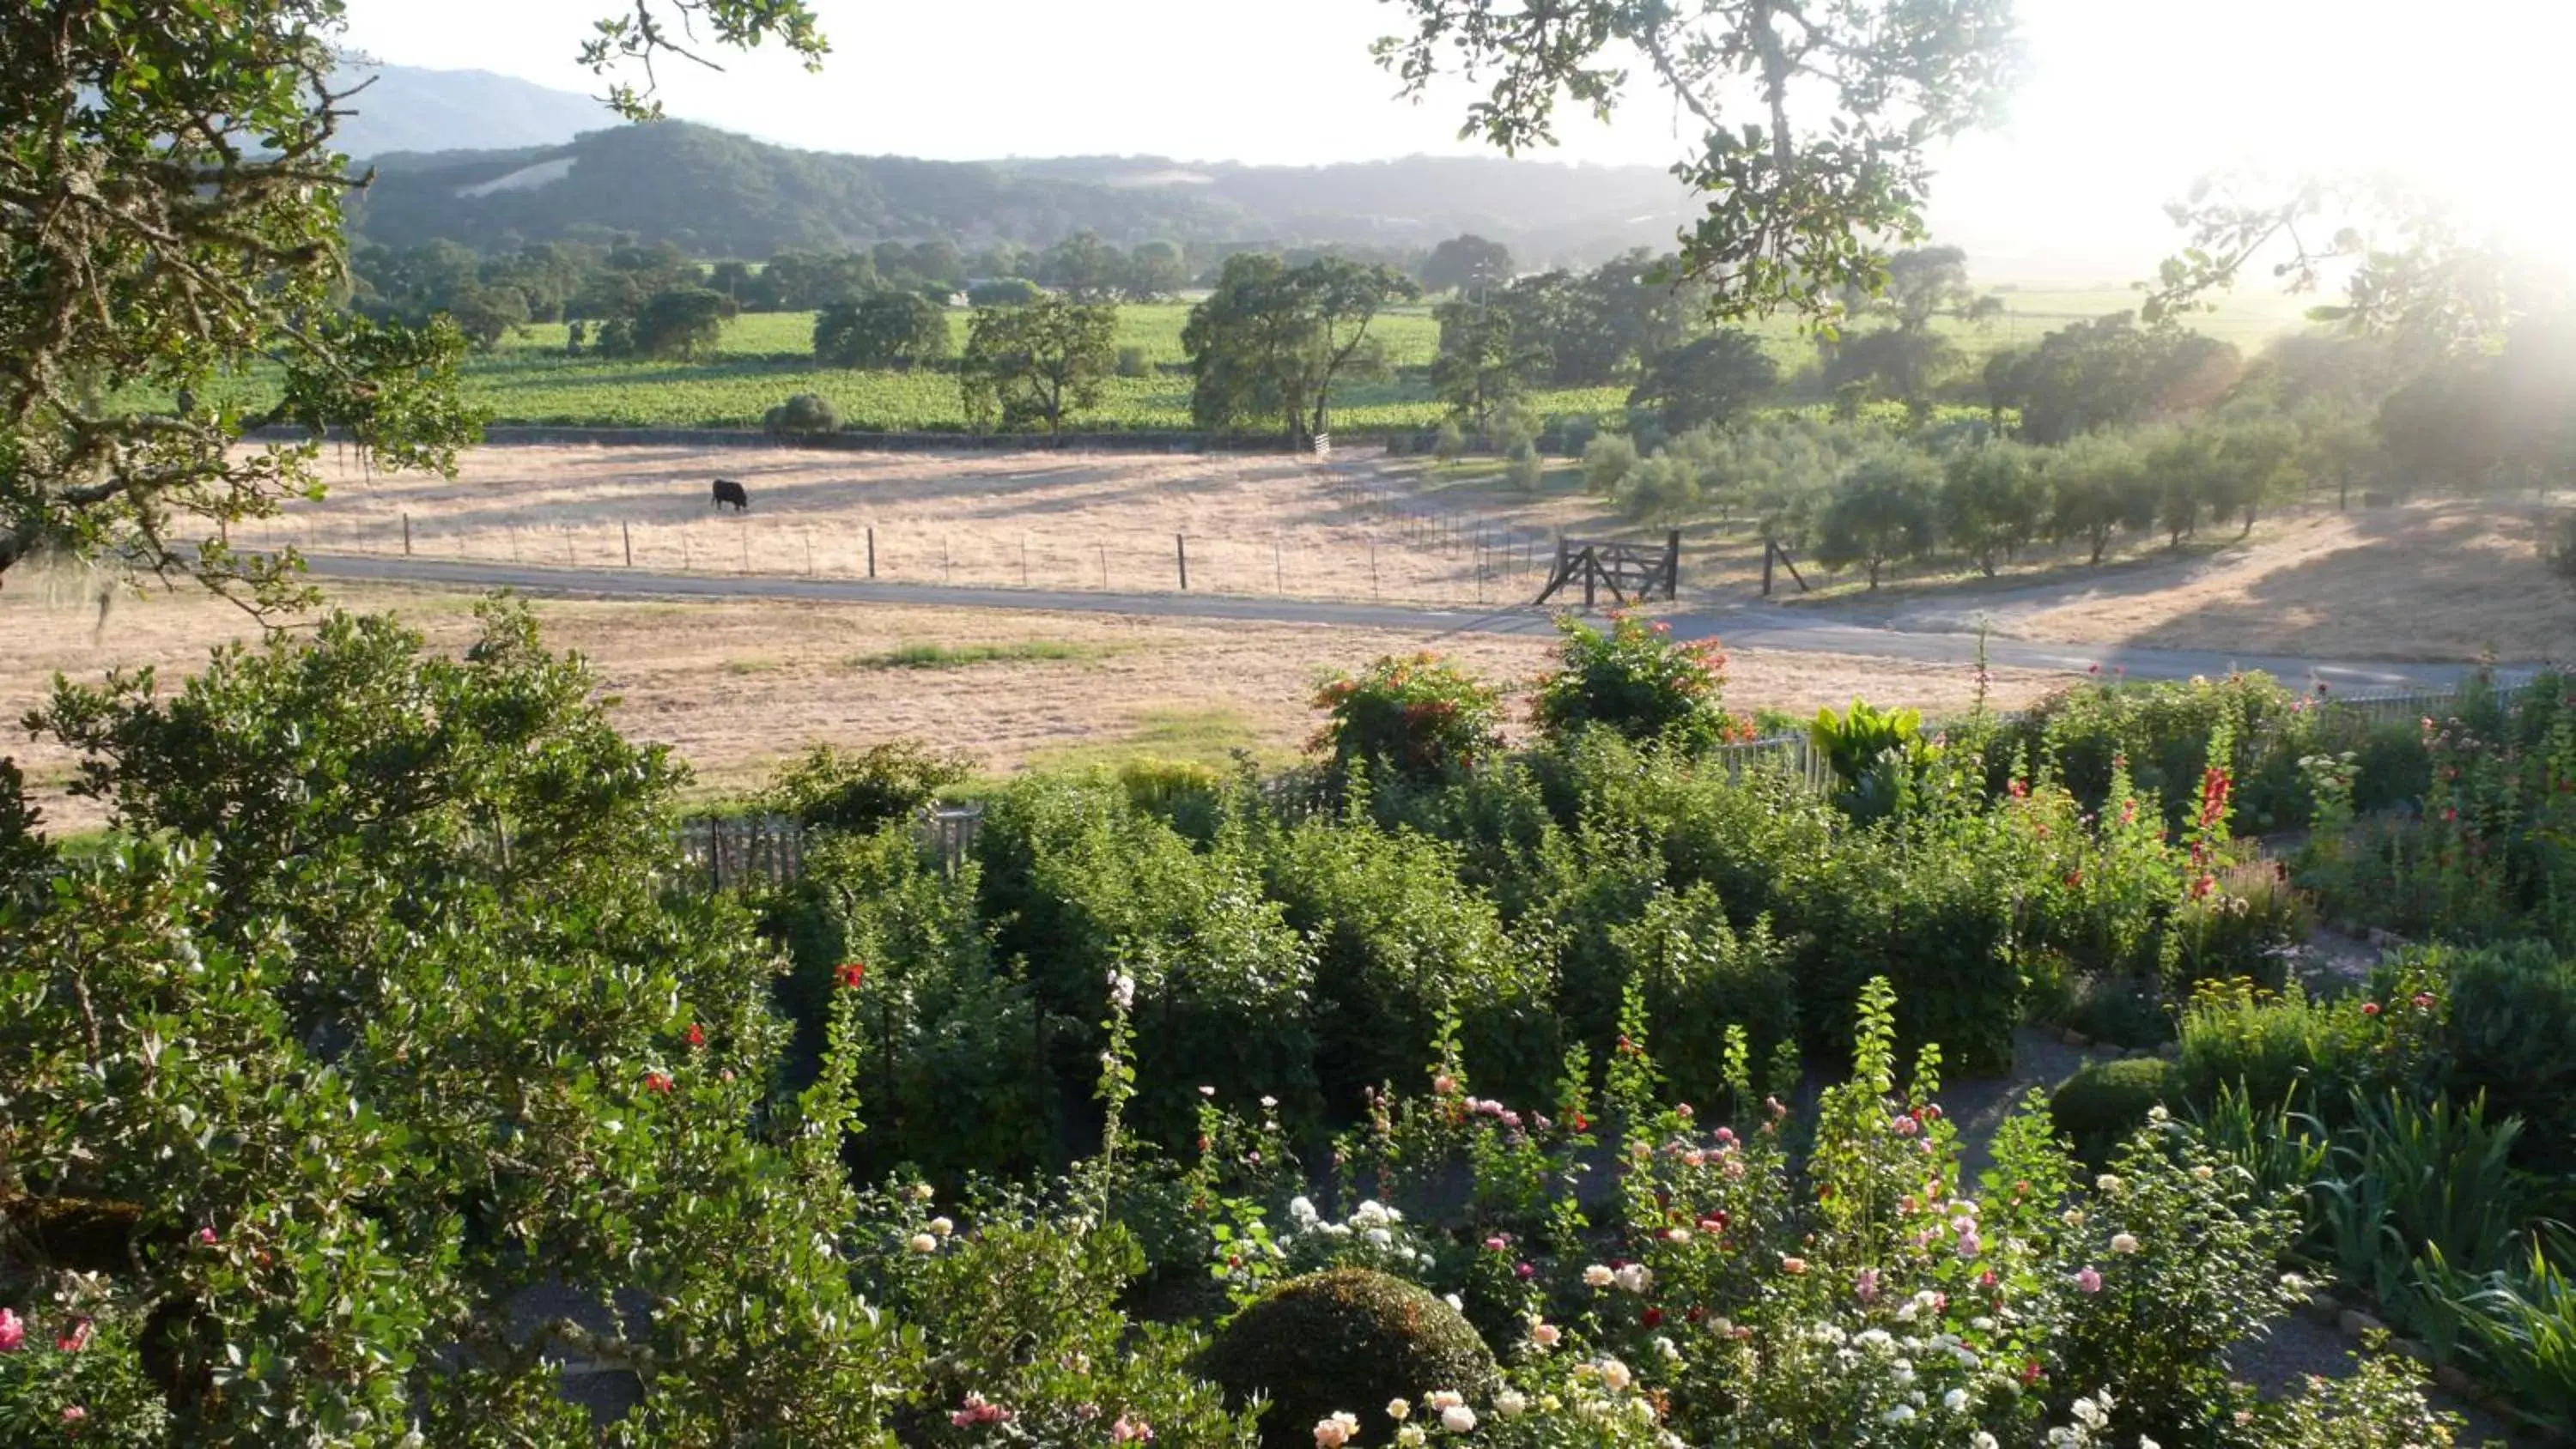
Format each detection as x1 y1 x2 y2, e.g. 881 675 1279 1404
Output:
230 464 1580 610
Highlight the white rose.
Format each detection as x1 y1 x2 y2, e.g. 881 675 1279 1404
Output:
1583 1264 1615 1288
908 1233 937 1254
1494 1391 1528 1418
1441 1406 1476 1433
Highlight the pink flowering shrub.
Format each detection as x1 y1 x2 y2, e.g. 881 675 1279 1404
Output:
1310 653 1506 786
1529 612 1753 755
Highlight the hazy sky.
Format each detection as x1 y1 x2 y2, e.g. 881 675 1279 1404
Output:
339 0 2573 280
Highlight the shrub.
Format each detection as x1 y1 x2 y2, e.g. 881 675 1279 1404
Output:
972 775 1320 1147
1116 344 1151 379
1502 440 1543 491
1261 816 1558 1111
765 825 1047 1180
1113 757 1230 840
812 291 951 369
764 391 841 435
966 276 1043 306
1607 882 1795 1110
2166 858 2312 993
2050 1057 2179 1160
1581 433 1639 495
2175 979 2381 1117
868 1203 1258 1447
1531 613 1743 755
1310 653 1504 787
1434 420 1465 461
761 738 971 834
2396 942 2576 1172
1989 672 2321 832
4 608 906 1441
1194 1268 1499 1449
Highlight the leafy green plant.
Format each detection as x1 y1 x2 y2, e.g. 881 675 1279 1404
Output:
1531 612 1747 755
2445 1228 2576 1437
2318 1090 2529 1327
760 737 973 834
2049 1057 2179 1163
1309 652 1504 787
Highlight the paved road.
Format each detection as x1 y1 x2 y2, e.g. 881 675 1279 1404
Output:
301 551 2495 690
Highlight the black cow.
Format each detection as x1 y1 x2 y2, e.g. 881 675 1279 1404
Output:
711 478 750 512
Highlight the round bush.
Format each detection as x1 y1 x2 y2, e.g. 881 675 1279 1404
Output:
2050 1057 2178 1159
1195 1268 1499 1449
764 392 840 435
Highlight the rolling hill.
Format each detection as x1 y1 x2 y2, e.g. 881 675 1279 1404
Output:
331 62 622 160
338 70 1703 265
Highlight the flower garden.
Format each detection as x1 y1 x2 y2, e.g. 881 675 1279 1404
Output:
2 601 2570 1446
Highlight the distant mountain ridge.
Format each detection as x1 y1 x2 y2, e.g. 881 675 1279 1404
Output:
331 62 618 160
337 67 1700 266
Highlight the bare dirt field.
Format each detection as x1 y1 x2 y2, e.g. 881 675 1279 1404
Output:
235 445 1576 609
3 571 2070 832
1978 502 2573 663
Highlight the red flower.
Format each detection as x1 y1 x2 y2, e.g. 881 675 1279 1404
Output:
644 1070 675 1094
2064 870 2083 888
1570 1112 1589 1133
1641 1307 1665 1328
57 1319 93 1354
2412 992 2435 1009
684 1022 706 1048
837 961 867 990
2361 1002 2382 1017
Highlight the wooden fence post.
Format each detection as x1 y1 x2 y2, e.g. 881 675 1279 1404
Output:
866 526 876 579
623 520 633 567
401 512 411 556
1176 534 1189 591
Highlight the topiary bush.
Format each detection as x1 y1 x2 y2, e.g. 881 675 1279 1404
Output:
1194 1268 1499 1449
2050 1056 2179 1162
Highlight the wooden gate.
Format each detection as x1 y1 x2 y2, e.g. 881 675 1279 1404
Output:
1534 530 1680 607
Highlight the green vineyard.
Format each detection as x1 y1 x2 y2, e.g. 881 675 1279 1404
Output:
157 292 2307 435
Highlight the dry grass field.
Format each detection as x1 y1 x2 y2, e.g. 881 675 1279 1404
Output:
234 445 1577 608
1995 502 2573 663
2 571 2070 833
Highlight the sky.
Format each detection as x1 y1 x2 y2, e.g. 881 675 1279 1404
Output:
338 0 2576 282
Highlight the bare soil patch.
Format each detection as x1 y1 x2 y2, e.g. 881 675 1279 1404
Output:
3 570 2069 832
